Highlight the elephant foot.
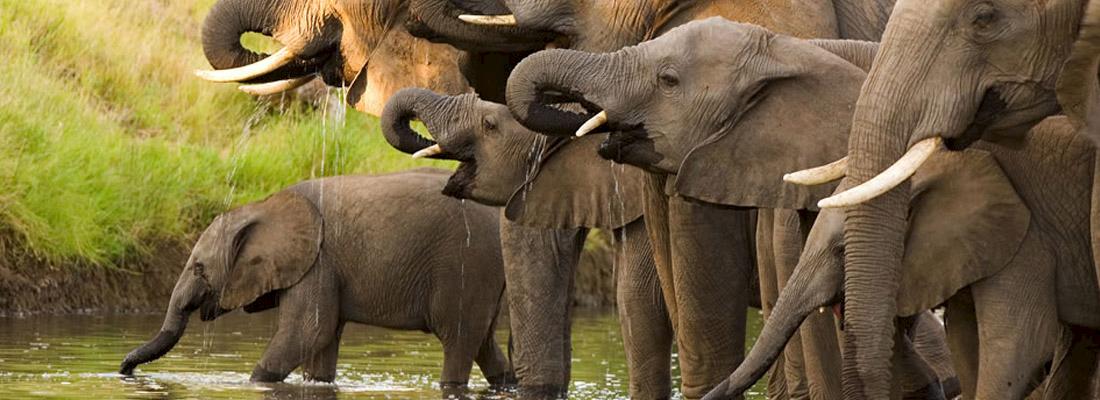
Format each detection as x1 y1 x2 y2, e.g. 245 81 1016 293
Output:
517 384 568 399
486 372 518 392
302 371 336 383
249 366 287 383
440 381 470 399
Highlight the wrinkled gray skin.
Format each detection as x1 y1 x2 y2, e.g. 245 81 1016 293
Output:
381 88 673 399
119 170 513 396
828 1 1100 397
504 18 959 399
412 3 891 397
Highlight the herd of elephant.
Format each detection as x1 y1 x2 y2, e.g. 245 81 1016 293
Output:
114 0 1100 399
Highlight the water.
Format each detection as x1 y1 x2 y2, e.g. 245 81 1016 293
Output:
0 309 766 399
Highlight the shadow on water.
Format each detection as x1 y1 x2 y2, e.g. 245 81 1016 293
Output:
0 309 765 399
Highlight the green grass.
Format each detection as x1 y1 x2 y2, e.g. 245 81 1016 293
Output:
0 0 452 267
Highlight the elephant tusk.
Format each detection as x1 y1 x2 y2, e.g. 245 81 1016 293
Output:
817 137 943 209
237 76 315 96
195 47 298 83
576 111 608 137
412 144 444 159
458 14 517 26
784 157 848 185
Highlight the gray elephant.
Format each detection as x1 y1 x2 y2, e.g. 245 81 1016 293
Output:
381 88 673 399
781 1 1100 396
405 3 901 397
118 169 513 395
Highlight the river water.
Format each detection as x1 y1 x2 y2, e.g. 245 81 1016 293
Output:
0 309 765 399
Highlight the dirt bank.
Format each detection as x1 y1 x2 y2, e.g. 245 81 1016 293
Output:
0 233 617 316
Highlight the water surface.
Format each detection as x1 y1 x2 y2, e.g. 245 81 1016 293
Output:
0 309 765 399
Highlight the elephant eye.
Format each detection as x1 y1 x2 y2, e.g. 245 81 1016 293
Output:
193 262 206 277
659 71 679 87
972 6 997 30
482 116 497 131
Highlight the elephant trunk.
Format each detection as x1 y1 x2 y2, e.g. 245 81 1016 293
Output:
705 249 843 399
119 273 206 375
406 0 552 52
381 88 466 159
201 0 336 83
506 49 625 136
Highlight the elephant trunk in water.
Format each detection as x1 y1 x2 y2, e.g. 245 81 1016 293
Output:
119 272 206 375
506 49 626 137
200 0 336 83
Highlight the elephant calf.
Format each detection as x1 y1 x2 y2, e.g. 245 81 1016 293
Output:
119 168 514 394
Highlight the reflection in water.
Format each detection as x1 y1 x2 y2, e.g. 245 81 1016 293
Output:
0 309 765 399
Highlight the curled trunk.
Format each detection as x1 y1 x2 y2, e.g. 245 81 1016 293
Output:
506 49 616 136
407 0 552 52
381 88 451 158
201 0 333 83
119 275 205 375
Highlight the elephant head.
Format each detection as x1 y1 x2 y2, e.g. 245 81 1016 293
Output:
776 1 1100 395
506 18 874 210
199 0 470 115
380 87 643 229
707 148 1031 398
119 191 322 375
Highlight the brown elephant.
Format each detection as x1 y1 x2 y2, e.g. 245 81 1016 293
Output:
118 169 513 396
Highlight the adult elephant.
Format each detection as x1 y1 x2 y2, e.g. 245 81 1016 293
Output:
119 169 514 396
380 88 672 399
197 1 588 398
196 0 538 114
406 2 900 397
776 1 1100 397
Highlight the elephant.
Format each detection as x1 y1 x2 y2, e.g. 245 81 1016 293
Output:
503 17 973 399
381 87 673 399
406 3 903 397
197 0 537 114
197 1 592 397
773 0 1100 396
117 169 514 396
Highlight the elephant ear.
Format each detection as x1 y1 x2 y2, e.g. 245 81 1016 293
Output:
505 135 645 229
672 41 866 211
807 39 878 72
1057 0 1100 146
896 149 1031 316
218 190 323 310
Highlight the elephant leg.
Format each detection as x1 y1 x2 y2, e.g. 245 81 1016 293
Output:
251 266 341 382
945 290 980 400
767 357 791 400
770 209 825 400
668 198 752 399
643 174 678 330
756 210 788 400
474 323 514 389
614 218 674 400
1044 326 1100 400
970 238 1058 400
800 312 843 400
302 322 345 382
910 311 960 399
499 215 586 399
890 317 945 400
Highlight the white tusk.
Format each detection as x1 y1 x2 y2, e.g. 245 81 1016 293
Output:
458 14 517 26
576 111 608 137
195 47 298 83
818 137 943 209
784 157 848 185
412 144 444 159
237 76 315 96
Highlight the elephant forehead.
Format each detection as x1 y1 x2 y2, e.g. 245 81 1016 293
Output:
656 18 769 56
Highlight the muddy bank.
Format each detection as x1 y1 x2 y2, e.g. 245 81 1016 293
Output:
0 233 617 315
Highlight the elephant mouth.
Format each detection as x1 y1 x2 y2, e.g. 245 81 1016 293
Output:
599 128 665 171
442 162 478 200
945 87 1008 151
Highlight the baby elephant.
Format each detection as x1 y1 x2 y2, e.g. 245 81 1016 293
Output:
119 168 513 394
